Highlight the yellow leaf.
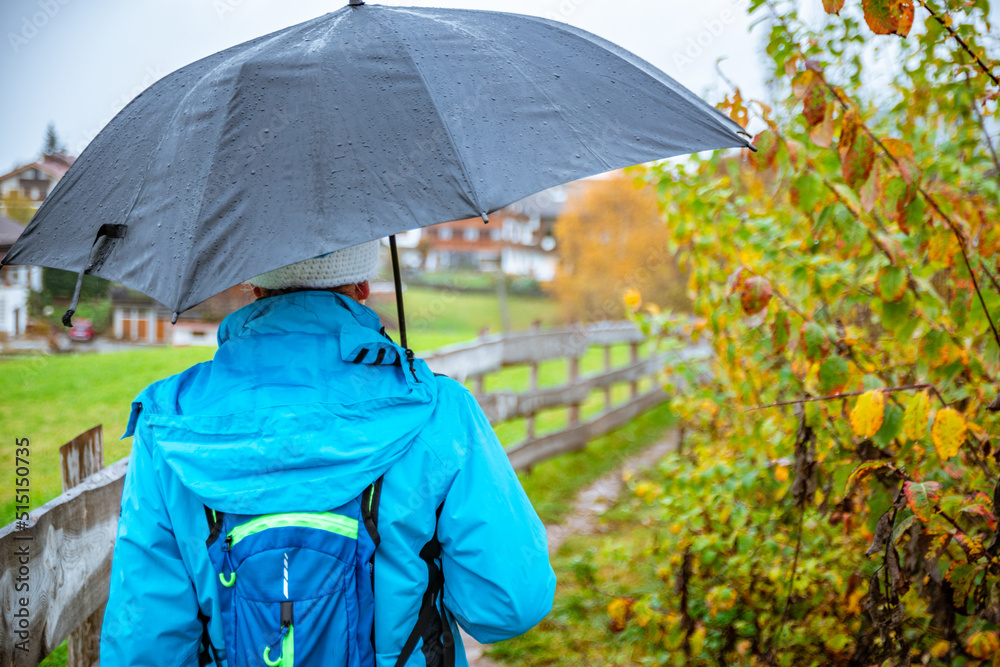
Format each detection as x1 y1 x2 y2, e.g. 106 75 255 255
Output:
845 588 866 615
607 598 635 633
967 421 987 441
850 390 884 438
902 390 931 441
929 640 950 659
623 287 642 312
774 465 790 482
931 408 966 460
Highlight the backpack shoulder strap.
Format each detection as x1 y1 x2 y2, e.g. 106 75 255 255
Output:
361 476 384 547
199 508 225 666
394 503 454 667
204 505 224 547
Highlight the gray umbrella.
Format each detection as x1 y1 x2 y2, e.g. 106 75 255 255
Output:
3 1 751 342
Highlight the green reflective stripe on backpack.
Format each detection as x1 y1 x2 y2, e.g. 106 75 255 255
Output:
229 512 358 547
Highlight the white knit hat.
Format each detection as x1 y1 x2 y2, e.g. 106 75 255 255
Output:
248 240 381 290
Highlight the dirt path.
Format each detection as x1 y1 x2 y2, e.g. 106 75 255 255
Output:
461 430 680 666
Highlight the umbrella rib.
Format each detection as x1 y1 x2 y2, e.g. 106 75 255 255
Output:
379 14 487 218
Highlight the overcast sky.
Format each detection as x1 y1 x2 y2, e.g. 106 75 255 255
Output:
0 0 768 172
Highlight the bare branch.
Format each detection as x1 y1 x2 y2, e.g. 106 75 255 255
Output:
746 383 935 412
917 0 1000 89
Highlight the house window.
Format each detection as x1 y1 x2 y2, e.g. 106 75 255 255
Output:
438 227 453 240
463 228 478 241
490 228 501 241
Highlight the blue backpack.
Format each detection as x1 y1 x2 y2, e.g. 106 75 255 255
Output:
199 478 387 667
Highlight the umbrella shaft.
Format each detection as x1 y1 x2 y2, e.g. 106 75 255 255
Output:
389 235 407 350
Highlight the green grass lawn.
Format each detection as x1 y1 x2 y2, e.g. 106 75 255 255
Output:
371 286 563 350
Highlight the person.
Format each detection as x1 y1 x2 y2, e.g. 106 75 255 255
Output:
100 240 556 666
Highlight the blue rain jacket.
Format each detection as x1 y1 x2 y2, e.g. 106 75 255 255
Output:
101 291 556 667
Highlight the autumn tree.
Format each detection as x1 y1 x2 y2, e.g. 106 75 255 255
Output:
559 1 1000 664
551 173 691 321
1 190 36 224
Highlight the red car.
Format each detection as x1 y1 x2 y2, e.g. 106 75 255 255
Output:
68 319 94 342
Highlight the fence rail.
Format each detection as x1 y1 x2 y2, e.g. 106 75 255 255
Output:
1 321 694 666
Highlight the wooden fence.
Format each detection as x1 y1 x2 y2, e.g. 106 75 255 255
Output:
0 321 700 666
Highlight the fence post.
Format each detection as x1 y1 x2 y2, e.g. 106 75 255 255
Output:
525 321 541 439
59 425 105 667
603 345 613 409
630 341 640 398
567 356 580 426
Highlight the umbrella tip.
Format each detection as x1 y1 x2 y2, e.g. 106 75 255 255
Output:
737 130 757 153
481 212 489 224
171 312 179 325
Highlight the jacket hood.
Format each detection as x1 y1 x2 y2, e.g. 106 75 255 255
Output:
126 291 437 514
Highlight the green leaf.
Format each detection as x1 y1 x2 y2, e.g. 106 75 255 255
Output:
873 404 904 448
877 266 907 302
791 172 823 212
904 480 941 522
800 322 830 361
771 310 791 354
880 292 918 338
818 355 849 394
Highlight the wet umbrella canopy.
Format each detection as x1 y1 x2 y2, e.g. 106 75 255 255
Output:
3 1 752 326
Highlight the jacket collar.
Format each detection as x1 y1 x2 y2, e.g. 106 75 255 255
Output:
218 290 383 346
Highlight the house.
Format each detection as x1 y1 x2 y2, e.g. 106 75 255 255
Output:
0 152 75 207
420 184 570 280
496 184 571 282
0 152 76 339
109 285 256 346
423 216 504 272
0 215 42 338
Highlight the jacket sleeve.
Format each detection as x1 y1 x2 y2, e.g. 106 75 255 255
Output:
436 388 556 643
101 433 203 667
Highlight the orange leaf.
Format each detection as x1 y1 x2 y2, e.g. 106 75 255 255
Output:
862 0 916 37
931 408 967 460
837 108 861 159
749 131 778 171
882 138 917 184
803 86 826 126
850 390 885 438
740 277 772 316
809 103 835 148
792 70 818 100
966 631 999 660
823 0 846 13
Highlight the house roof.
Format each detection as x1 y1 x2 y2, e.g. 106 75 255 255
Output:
504 184 571 219
0 215 26 262
0 152 76 183
0 214 25 247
